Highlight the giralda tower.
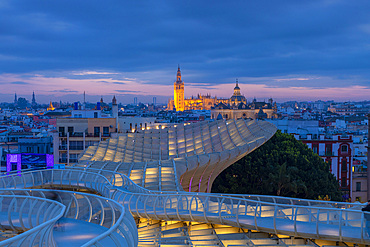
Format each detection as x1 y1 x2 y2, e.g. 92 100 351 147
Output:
174 65 185 111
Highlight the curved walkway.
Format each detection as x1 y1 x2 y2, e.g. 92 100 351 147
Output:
0 169 369 245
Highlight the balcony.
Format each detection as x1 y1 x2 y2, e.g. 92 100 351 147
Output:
319 151 335 156
69 146 84 151
69 132 83 137
59 145 67 150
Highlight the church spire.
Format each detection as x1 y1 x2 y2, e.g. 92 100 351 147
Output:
176 65 182 83
233 78 241 96
32 91 36 105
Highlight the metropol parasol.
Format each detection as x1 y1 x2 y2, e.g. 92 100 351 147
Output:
0 119 367 246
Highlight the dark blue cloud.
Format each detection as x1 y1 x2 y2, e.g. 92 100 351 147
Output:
0 0 370 89
10 81 29 84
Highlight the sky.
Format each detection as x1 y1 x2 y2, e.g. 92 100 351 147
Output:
1 0 370 104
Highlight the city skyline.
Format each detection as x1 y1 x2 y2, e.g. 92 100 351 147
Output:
1 1 370 103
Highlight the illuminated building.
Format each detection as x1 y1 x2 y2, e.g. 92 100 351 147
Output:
173 65 185 111
168 67 277 118
47 101 55 111
168 66 228 111
211 98 277 120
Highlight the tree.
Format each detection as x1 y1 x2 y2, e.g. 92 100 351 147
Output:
212 130 342 201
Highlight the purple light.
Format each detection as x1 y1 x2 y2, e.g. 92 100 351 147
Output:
46 154 54 169
6 153 54 172
6 154 21 172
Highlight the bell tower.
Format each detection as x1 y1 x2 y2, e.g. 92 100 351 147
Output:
174 65 185 111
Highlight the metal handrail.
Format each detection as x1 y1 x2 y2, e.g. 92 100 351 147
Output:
0 172 138 247
1 168 369 245
73 167 365 209
0 195 65 247
71 168 368 244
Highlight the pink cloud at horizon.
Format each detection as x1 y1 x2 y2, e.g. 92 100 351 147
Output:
0 72 369 103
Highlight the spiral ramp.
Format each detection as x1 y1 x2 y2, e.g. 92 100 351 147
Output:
0 119 368 246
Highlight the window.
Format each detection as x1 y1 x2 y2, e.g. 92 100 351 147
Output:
94 112 98 118
94 127 100 136
312 144 318 154
59 127 65 133
356 182 361 192
69 141 84 150
325 145 332 156
130 123 132 130
69 154 78 163
103 127 109 137
341 159 347 171
68 127 73 134
341 145 348 152
341 177 347 187
60 153 67 163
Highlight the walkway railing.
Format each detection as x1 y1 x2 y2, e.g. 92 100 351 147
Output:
73 167 363 210
0 170 138 247
0 189 138 247
0 195 65 247
113 191 368 244
1 168 369 245
69 168 370 244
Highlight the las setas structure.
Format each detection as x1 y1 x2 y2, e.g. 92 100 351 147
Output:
0 119 369 246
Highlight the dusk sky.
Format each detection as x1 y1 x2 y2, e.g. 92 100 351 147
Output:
1 0 370 104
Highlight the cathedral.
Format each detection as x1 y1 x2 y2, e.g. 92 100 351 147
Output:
167 66 277 120
167 66 228 111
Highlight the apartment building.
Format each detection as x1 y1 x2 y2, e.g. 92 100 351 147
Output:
53 116 116 165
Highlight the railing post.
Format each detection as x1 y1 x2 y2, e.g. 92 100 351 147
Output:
294 206 298 237
203 197 209 223
219 197 225 225
254 203 259 231
236 200 241 228
273 205 278 235
361 212 364 243
176 195 182 221
153 195 160 220
164 195 170 221
189 196 195 222
339 210 343 242
316 209 320 239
